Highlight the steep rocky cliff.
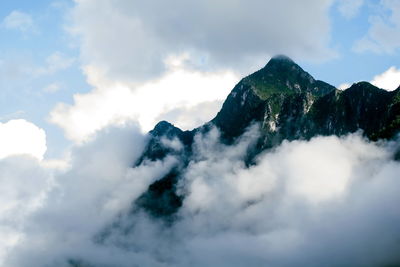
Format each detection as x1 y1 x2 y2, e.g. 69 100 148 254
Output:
134 55 400 218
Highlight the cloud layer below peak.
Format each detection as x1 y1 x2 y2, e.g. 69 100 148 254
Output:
1 125 400 267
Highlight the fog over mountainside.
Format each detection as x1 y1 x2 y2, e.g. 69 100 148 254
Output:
2 56 400 267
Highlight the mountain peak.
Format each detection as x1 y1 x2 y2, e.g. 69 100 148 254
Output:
348 81 386 94
261 55 298 73
269 54 295 63
151 120 182 138
265 55 297 68
354 81 377 88
240 55 334 100
134 58 400 219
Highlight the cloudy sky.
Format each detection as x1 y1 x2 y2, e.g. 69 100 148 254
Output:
1 1 400 266
0 0 399 161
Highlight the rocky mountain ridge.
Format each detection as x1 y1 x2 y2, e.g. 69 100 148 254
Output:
134 55 400 218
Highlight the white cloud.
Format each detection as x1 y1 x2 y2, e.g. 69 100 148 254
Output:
155 100 224 131
0 124 165 266
1 126 399 266
2 10 35 33
354 0 400 53
0 156 50 265
70 0 337 82
0 119 47 160
337 0 364 19
53 0 340 143
371 66 400 91
152 132 400 267
49 61 238 143
337 82 351 90
337 65 400 91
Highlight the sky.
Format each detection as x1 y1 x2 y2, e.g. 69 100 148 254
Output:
0 0 400 161
1 1 400 266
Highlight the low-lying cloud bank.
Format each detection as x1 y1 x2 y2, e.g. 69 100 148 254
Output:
1 125 400 267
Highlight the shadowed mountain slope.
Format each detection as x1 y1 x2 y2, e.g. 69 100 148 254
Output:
133 55 400 218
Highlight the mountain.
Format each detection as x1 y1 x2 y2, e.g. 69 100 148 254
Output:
133 55 400 218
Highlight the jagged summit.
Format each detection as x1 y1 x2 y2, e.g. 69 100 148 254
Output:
135 120 193 166
240 55 334 100
151 120 182 137
211 55 336 139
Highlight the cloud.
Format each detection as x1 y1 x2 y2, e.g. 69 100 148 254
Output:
354 0 400 53
35 52 76 76
337 65 400 91
43 82 62 93
336 0 365 19
0 111 25 122
0 119 47 160
49 62 238 143
0 124 161 266
70 0 337 82
53 0 340 144
2 10 36 33
155 100 224 131
337 82 351 90
371 66 400 90
1 123 400 266
0 52 75 91
0 156 50 265
123 131 400 267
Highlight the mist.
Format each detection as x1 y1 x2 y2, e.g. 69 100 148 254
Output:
1 124 400 267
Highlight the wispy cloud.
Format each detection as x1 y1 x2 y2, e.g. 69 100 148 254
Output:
354 0 400 53
2 10 36 34
336 0 365 19
43 82 62 93
35 52 76 76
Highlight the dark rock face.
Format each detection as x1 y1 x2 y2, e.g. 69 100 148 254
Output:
135 121 194 165
212 55 336 142
309 83 400 140
134 167 183 218
133 55 400 218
